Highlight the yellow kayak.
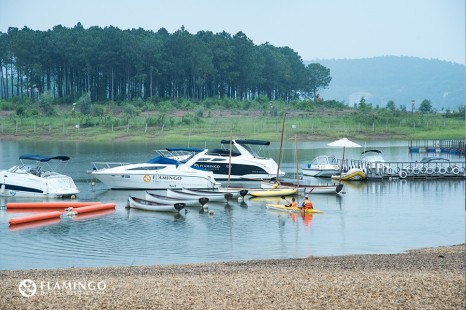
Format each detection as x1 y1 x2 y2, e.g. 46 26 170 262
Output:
266 204 324 213
248 188 297 197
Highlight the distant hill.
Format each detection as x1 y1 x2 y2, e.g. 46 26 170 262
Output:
306 56 464 111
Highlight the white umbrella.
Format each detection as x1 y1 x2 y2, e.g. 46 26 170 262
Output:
327 138 362 182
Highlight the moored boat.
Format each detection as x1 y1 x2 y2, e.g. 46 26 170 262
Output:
167 188 234 202
0 154 79 198
127 195 185 212
248 188 297 197
145 191 208 207
261 180 343 194
302 155 340 177
331 168 367 181
159 139 285 181
90 149 220 190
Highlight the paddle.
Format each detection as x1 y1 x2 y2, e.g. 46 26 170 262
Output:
280 195 291 207
299 188 314 208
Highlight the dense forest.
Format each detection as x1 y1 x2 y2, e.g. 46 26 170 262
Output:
0 24 331 103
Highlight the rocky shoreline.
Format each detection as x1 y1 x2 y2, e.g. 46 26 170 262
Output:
1 244 464 309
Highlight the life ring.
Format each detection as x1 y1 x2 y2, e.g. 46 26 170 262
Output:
420 165 427 174
452 167 460 175
394 167 400 174
413 167 420 175
439 167 447 174
386 167 393 175
426 167 434 174
399 170 408 179
433 167 440 174
460 167 465 174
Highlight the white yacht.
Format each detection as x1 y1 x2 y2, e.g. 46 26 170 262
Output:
160 139 284 181
302 155 340 177
0 154 79 198
90 149 220 190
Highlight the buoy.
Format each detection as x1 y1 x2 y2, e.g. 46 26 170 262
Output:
73 203 115 215
6 201 101 209
208 210 214 215
9 211 62 226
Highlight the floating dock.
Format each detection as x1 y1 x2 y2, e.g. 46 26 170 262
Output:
359 160 465 180
409 140 465 155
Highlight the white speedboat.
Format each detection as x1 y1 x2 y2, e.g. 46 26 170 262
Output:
159 139 284 181
0 154 79 198
302 155 340 177
90 150 220 190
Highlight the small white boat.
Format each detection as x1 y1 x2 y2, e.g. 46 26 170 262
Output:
167 188 235 202
127 195 185 212
90 149 220 190
302 155 340 177
145 191 209 207
0 154 79 198
181 188 248 199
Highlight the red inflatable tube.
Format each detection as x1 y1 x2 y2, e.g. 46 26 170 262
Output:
73 203 116 214
9 218 61 231
9 211 62 226
6 201 101 209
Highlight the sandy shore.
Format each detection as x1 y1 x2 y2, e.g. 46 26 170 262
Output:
1 244 464 310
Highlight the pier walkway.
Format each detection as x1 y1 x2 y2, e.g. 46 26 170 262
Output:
349 160 466 180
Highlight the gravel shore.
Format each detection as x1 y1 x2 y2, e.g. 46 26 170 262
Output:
1 244 464 310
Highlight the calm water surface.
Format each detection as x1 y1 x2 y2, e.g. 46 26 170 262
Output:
0 140 464 270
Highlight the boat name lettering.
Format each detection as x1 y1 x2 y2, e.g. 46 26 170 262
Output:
156 175 182 181
194 164 221 170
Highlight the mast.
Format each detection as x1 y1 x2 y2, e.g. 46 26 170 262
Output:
276 113 287 182
228 129 232 188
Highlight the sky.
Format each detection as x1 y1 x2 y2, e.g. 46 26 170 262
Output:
1 0 464 64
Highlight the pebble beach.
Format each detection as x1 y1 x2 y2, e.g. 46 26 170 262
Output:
1 244 464 310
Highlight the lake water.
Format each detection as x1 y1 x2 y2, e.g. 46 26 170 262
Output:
0 140 464 270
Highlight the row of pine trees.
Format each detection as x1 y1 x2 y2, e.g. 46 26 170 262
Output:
0 23 331 103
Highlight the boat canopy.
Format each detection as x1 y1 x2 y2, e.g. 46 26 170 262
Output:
147 156 179 167
221 139 270 146
19 154 71 162
361 150 382 155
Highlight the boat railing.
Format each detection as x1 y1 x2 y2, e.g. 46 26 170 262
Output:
346 160 465 179
89 162 132 172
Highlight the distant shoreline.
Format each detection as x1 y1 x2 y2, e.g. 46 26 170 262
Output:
1 244 464 309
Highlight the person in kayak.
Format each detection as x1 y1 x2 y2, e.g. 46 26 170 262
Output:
287 197 298 208
301 197 313 209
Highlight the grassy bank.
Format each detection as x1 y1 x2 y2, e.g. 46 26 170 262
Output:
0 108 464 143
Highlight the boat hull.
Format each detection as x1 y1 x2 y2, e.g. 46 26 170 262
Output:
127 196 184 212
331 168 367 181
92 172 218 190
145 191 205 207
167 188 232 202
266 204 323 213
0 173 79 198
249 188 297 197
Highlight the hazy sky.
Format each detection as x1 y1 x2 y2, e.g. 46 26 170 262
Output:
1 0 464 64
